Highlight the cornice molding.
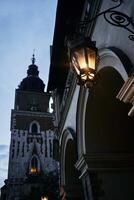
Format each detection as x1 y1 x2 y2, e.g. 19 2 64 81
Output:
58 73 77 138
11 109 54 118
117 72 134 116
86 0 103 37
75 153 134 178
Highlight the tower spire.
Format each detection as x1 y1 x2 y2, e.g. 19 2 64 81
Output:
32 53 36 65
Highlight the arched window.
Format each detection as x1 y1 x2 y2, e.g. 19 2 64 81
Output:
32 123 38 133
30 156 38 174
29 121 40 134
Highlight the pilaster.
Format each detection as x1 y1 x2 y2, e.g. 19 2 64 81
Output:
75 153 134 200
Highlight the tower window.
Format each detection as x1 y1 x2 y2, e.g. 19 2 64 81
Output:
29 121 40 134
30 156 38 174
32 123 38 133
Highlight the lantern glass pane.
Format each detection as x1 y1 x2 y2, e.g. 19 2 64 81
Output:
88 73 95 80
87 48 96 70
71 56 80 75
74 49 88 71
81 73 87 81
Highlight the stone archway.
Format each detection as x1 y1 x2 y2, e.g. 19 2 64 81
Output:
76 48 131 158
85 66 134 154
76 48 134 200
60 128 83 200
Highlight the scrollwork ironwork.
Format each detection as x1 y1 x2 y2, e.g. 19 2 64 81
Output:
78 0 134 41
104 10 134 40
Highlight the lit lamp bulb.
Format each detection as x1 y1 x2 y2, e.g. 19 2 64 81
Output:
41 195 48 200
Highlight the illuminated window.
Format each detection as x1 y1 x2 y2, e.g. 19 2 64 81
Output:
30 156 38 174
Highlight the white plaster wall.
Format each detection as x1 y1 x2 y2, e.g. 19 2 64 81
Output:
92 0 134 67
62 86 80 134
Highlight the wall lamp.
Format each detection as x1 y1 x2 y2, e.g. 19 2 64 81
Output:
67 36 98 88
66 0 134 88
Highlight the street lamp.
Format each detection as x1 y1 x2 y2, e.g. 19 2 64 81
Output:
67 36 97 88
66 0 134 88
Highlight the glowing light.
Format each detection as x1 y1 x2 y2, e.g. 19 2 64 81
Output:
41 195 48 200
31 167 37 173
68 37 97 86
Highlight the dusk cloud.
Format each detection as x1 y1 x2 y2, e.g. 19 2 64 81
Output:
0 145 9 187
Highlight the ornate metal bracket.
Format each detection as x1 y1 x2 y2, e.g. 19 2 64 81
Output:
78 0 134 41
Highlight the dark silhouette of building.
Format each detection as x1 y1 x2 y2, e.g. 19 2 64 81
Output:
47 0 134 199
1 55 58 200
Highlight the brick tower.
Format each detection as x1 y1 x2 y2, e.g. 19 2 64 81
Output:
3 55 58 200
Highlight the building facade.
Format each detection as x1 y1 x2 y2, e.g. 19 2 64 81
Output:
47 0 134 199
1 56 58 200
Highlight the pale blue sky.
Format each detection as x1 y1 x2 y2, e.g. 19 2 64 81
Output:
0 0 57 187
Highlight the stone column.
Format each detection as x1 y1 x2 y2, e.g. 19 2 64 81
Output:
75 155 94 200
